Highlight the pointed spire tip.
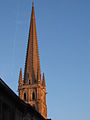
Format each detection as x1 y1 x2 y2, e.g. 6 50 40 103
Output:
24 0 41 83
32 1 34 7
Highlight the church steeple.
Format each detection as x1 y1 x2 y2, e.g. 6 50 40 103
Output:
24 3 41 83
18 3 47 119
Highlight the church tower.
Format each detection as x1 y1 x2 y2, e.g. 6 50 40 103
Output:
18 3 47 119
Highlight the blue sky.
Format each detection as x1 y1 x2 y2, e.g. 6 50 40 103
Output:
0 0 90 120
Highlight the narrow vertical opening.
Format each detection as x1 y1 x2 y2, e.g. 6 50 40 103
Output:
24 93 26 101
29 80 31 84
32 92 35 100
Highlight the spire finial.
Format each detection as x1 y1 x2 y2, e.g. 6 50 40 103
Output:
32 0 34 6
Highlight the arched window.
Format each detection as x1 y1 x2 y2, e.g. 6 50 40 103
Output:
24 93 26 101
29 80 31 84
32 92 35 100
35 89 37 99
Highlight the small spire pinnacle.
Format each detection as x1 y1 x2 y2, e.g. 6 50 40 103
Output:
42 73 46 88
19 68 23 86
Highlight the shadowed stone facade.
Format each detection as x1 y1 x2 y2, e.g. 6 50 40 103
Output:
18 3 47 119
0 78 47 120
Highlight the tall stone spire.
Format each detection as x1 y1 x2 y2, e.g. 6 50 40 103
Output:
24 3 41 83
18 3 47 119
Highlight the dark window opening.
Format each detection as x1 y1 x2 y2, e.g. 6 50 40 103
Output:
24 93 26 101
29 80 31 84
32 92 35 100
